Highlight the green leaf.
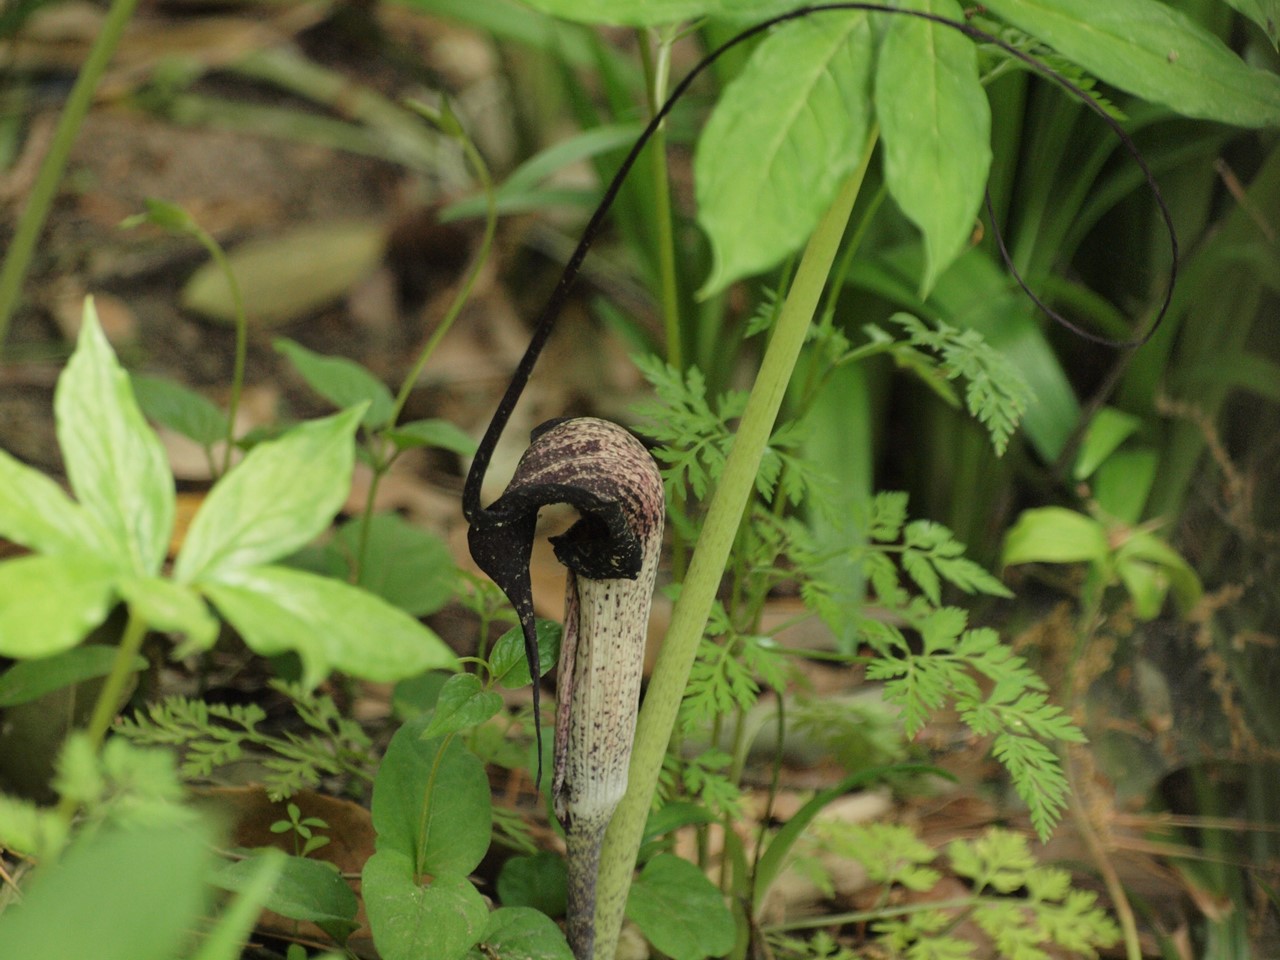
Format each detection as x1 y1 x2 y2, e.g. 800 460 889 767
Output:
982 0 1280 127
496 851 568 916
1002 507 1109 567
0 646 144 707
1092 447 1156 524
192 850 286 960
1223 0 1279 48
422 673 503 738
201 564 455 686
130 374 228 448
362 849 488 960
875 0 991 295
0 554 118 657
1072 407 1142 481
627 854 736 960
274 339 395 429
213 852 358 942
1116 530 1201 616
384 418 479 456
0 821 215 960
371 719 492 875
489 619 563 687
516 0 750 27
116 576 219 652
55 300 174 575
0 448 111 559
470 907 574 960
695 10 873 296
174 408 363 583
331 513 457 617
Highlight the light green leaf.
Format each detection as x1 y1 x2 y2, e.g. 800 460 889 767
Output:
0 448 110 559
274 339 395 429
627 854 736 960
0 646 144 707
1073 406 1142 481
469 907 574 960
193 850 286 960
489 619 562 687
201 564 456 686
0 821 215 960
371 720 491 874
116 576 219 652
55 300 174 575
130 374 228 448
175 408 362 583
1116 531 1201 615
983 0 1280 127
0 554 118 658
362 850 488 960
384 419 479 456
1093 447 1156 524
696 10 873 296
875 0 991 296
421 673 503 739
1002 507 1109 567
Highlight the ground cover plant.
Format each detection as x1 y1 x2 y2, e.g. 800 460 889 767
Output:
0 0 1277 958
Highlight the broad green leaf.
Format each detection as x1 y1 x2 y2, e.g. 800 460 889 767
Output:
1116 531 1201 614
116 576 218 652
175 408 362 582
384 418 479 456
983 0 1280 126
421 673 503 738
696 10 873 296
1002 507 1109 567
130 374 228 448
489 619 563 687
0 646 145 707
362 850 487 960
332 513 456 617
496 851 568 916
1093 447 1156 524
274 339 395 429
875 0 991 296
1223 0 1279 48
0 448 110 559
1073 407 1142 480
212 852 358 942
0 554 117 657
371 720 491 874
626 854 736 960
516 0 774 27
55 301 174 575
193 850 286 960
0 821 215 960
201 564 455 686
468 907 574 960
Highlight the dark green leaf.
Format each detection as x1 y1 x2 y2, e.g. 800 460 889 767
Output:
489 619 562 688
274 339 394 429
422 673 503 738
626 854 736 960
130 375 228 448
496 852 568 916
362 850 488 960
469 906 574 960
371 718 492 875
213 853 358 942
56 300 174 575
0 646 144 707
331 513 456 617
384 419 479 456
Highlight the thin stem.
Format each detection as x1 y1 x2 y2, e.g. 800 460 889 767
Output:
0 0 142 353
56 610 150 822
591 144 875 960
195 235 248 476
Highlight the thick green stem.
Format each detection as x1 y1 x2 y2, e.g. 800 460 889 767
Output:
0 0 142 353
590 142 875 960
